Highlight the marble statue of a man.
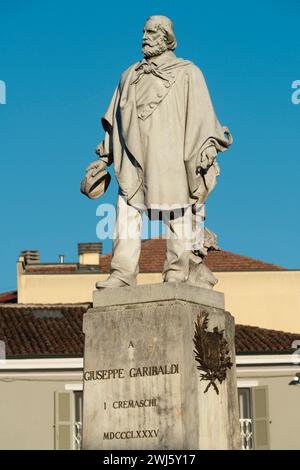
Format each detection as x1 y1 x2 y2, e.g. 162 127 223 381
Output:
82 15 232 289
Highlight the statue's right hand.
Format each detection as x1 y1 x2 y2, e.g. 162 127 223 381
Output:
85 159 107 177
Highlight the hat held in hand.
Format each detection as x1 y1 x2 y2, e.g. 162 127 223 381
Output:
81 161 111 199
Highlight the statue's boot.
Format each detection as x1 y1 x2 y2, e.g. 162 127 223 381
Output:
95 276 129 289
188 253 218 289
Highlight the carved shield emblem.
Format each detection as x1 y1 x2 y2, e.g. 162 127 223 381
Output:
201 331 221 370
193 311 233 394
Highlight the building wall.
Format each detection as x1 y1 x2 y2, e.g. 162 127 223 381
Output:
0 366 300 450
0 373 81 450
17 272 163 304
18 273 103 304
262 376 300 449
217 271 300 332
18 270 300 333
238 366 300 450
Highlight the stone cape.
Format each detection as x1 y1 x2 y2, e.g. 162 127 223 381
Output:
100 52 232 207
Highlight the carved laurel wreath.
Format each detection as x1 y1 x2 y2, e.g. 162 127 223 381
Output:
193 311 233 395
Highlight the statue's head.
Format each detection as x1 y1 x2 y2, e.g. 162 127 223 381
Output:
142 15 177 59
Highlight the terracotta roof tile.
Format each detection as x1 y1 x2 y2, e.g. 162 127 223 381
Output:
0 290 17 303
0 304 298 357
101 239 286 273
235 324 300 353
25 264 102 274
25 264 78 274
23 240 286 275
0 304 88 356
99 254 112 273
205 249 285 272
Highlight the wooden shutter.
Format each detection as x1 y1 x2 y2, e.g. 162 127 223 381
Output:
251 386 270 450
54 391 74 450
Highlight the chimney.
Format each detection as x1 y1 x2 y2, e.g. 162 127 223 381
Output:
58 254 65 264
78 243 102 266
19 250 40 265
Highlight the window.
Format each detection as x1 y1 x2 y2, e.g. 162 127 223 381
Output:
54 391 74 450
74 391 83 450
238 387 270 450
54 390 83 450
238 388 253 450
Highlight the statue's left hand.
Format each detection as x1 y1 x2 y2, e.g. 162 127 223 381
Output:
85 159 107 177
198 146 217 172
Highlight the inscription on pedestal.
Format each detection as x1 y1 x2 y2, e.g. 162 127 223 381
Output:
84 362 180 444
84 363 179 381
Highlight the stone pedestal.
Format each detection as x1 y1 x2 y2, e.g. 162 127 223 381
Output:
82 283 241 450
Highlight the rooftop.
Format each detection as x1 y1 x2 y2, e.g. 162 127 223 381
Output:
0 303 298 358
21 239 286 275
0 290 17 304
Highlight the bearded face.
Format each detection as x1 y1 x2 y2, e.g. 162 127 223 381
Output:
142 21 168 58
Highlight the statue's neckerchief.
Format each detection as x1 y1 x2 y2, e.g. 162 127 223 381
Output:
131 59 171 85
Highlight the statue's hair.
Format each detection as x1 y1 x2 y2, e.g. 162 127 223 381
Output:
146 15 177 50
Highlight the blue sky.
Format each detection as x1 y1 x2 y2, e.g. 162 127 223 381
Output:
0 0 299 292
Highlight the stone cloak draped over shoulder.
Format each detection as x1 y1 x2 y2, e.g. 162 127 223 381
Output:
101 57 232 206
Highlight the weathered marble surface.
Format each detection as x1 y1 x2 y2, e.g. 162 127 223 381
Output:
83 284 241 450
81 15 233 288
93 282 224 309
